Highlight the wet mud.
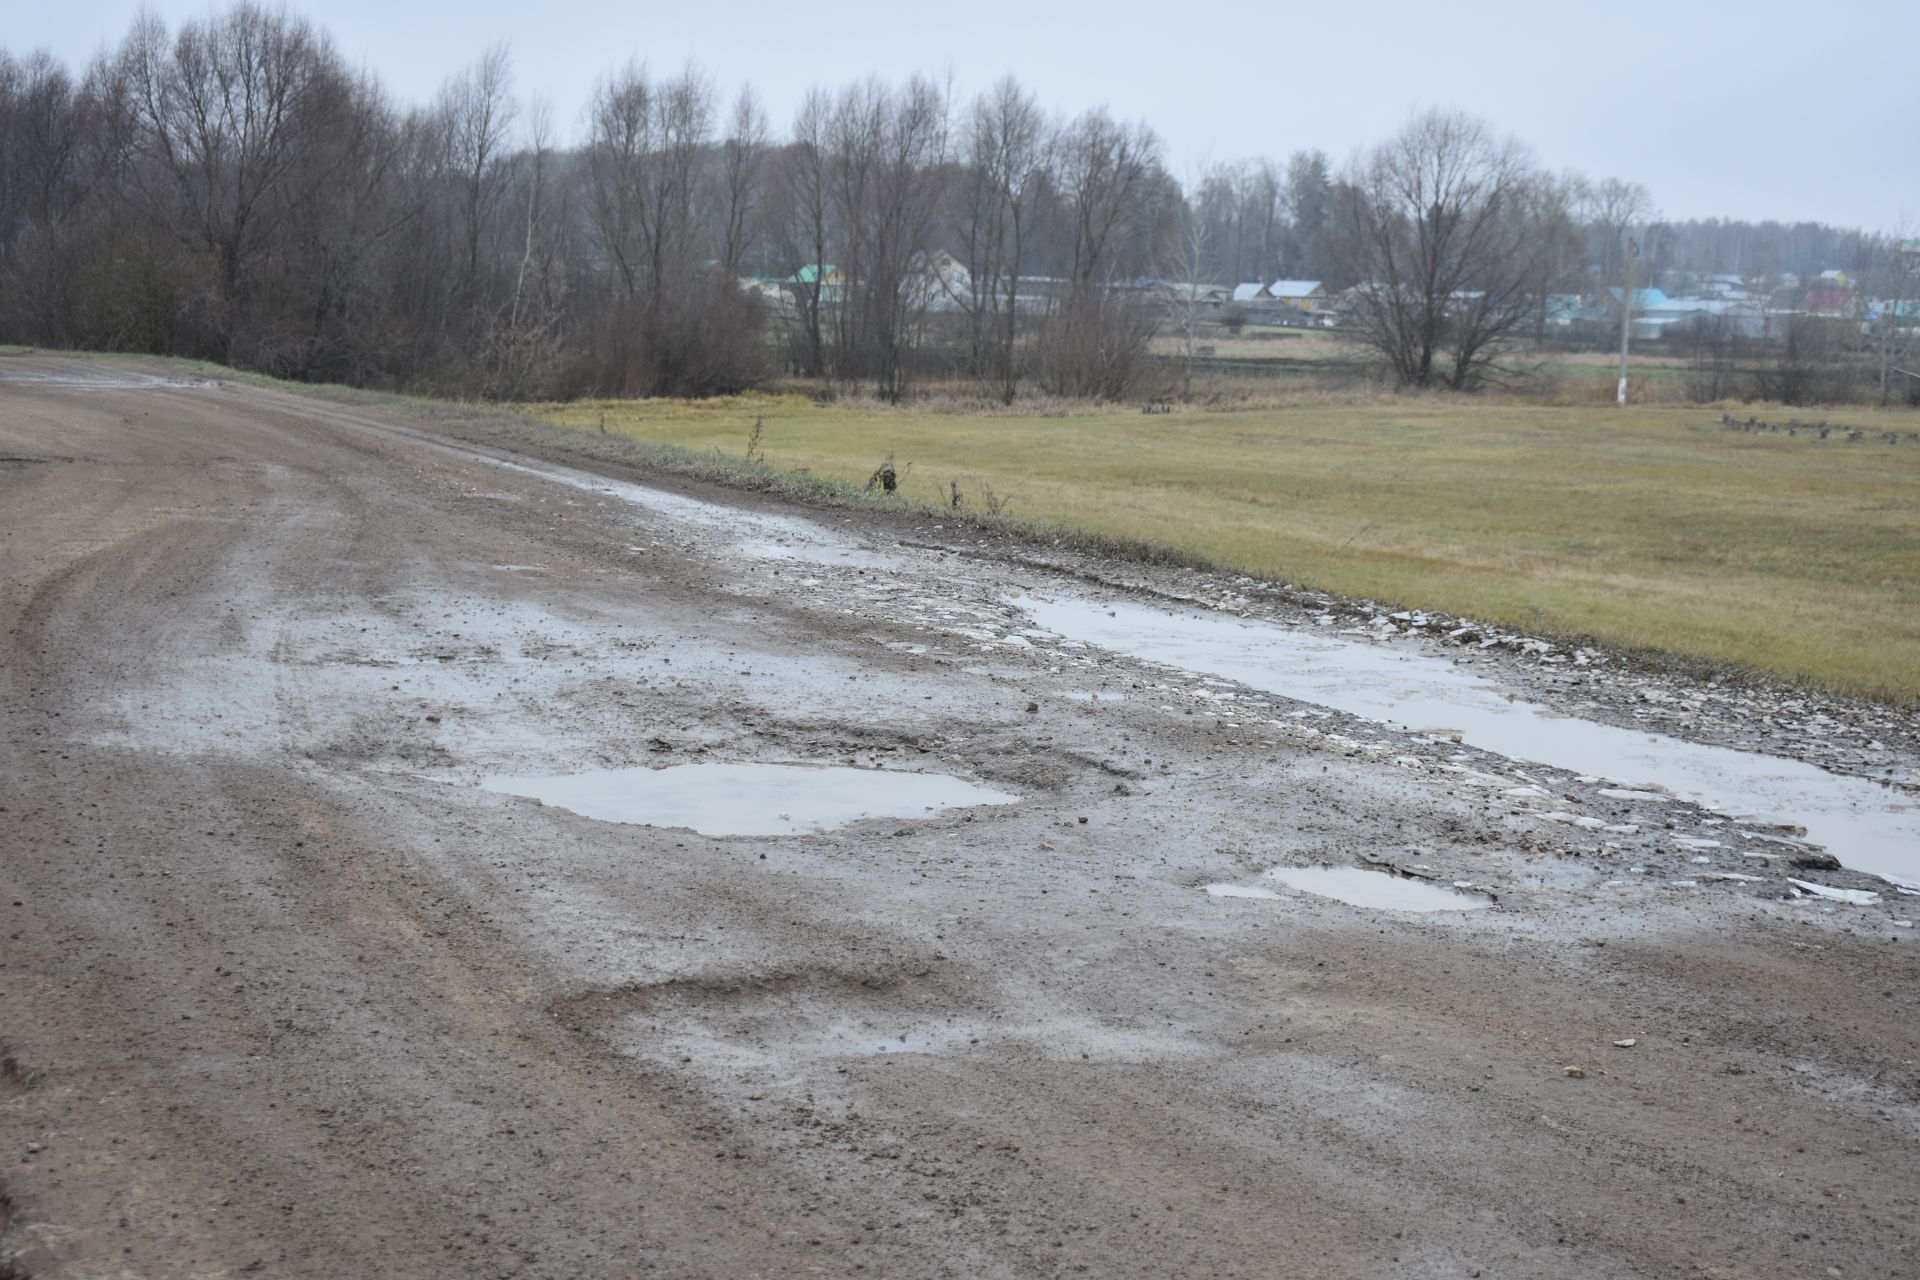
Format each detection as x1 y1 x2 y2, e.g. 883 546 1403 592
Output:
2 354 1917 1280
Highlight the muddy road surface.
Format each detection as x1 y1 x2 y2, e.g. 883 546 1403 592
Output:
3 353 1917 1278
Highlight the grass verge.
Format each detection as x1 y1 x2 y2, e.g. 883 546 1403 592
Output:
528 393 1920 701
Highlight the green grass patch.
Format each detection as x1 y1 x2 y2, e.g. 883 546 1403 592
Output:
530 395 1920 701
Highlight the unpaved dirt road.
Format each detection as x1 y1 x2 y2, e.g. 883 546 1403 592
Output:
3 353 1917 1279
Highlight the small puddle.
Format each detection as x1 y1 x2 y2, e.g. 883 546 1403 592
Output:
480 762 1016 836
1023 595 1920 881
1209 866 1489 912
1203 883 1282 900
1266 866 1490 911
736 537 899 570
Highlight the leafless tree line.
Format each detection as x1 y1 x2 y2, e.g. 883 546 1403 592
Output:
0 6 1180 400
0 5 1906 403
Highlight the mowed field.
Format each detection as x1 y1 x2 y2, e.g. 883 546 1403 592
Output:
532 395 1920 700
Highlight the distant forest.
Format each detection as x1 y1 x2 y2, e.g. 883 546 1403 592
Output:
0 3 1910 401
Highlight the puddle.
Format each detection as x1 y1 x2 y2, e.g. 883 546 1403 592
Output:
1021 595 1920 881
1204 883 1282 900
1208 866 1487 911
737 537 899 570
483 456 904 570
1277 866 1487 911
480 761 1017 835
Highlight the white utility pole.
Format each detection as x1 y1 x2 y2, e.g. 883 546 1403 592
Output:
1616 233 1636 406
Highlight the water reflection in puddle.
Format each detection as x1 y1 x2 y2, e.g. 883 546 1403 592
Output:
1209 866 1489 912
1023 595 1920 881
481 762 1017 836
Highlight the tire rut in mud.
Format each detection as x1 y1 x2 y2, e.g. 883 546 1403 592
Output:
550 967 983 1077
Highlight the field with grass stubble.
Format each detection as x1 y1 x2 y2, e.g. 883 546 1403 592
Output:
533 394 1920 699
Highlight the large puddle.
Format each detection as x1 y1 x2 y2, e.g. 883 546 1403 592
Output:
1208 866 1489 912
481 762 1017 836
1022 596 1919 881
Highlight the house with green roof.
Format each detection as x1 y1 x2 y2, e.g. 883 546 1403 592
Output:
782 263 843 306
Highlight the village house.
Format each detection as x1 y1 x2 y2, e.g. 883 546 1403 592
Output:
1230 280 1330 311
781 262 844 308
1765 283 1860 319
1265 280 1328 311
1636 295 1768 341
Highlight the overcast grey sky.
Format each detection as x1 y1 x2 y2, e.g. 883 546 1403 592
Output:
13 0 1917 229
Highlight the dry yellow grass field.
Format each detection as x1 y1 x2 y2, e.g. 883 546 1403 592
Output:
538 394 1920 699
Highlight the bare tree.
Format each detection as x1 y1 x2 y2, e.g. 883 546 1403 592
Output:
1056 108 1159 286
488 99 565 398
275 69 419 381
1189 166 1237 284
118 3 360 355
776 88 834 378
585 60 654 308
1035 108 1164 400
1163 164 1221 400
438 44 516 301
715 85 766 275
0 49 126 346
1869 226 1919 405
827 75 948 402
1 53 96 231
823 80 884 387
1331 109 1571 390
583 63 747 395
1282 149 1331 279
955 76 1048 403
1579 177 1655 403
647 69 713 290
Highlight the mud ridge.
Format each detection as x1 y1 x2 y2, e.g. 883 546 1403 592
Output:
550 967 957 1037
